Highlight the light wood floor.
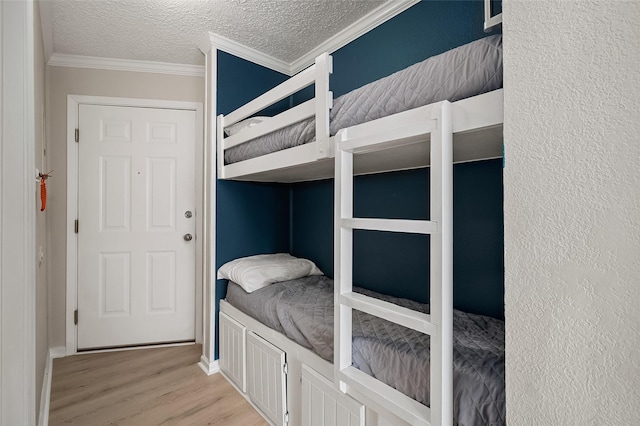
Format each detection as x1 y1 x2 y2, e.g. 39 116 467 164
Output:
49 344 268 426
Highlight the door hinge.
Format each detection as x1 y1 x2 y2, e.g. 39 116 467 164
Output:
284 412 289 425
75 128 79 143
74 219 79 233
74 309 78 325
283 362 288 375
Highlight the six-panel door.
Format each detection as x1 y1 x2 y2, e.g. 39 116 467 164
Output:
77 104 196 349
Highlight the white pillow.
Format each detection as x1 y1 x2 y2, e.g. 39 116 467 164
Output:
217 253 323 293
224 116 269 136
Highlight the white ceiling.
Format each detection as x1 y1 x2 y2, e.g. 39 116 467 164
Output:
43 0 398 68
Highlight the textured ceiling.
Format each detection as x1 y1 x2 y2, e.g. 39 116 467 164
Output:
49 0 388 66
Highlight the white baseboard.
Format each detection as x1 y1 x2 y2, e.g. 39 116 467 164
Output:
50 346 66 359
38 347 65 426
198 355 220 375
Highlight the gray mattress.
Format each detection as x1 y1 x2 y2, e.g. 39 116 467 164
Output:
225 34 503 165
226 275 505 426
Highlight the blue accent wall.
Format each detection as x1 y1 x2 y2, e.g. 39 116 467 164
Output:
290 1 504 319
291 160 504 320
214 2 504 359
330 1 494 97
216 51 291 357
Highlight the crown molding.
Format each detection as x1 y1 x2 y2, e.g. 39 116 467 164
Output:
199 32 291 75
199 0 418 76
45 0 417 78
289 0 420 74
48 53 205 77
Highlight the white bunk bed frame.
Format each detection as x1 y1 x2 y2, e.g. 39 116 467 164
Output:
216 54 503 184
214 12 503 426
217 79 502 426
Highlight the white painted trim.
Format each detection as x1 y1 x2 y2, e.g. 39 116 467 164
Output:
65 98 78 356
49 53 204 77
0 1 37 423
37 353 51 426
200 49 217 373
198 355 220 376
43 0 415 78
199 0 418 76
199 32 291 76
37 347 64 426
290 0 420 74
49 347 67 359
65 95 205 355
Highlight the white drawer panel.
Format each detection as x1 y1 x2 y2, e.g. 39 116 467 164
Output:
301 364 364 426
247 332 287 426
219 312 246 392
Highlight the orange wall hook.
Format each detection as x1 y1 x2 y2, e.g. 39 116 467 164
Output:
38 170 52 212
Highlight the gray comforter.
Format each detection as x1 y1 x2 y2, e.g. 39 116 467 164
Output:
226 275 505 425
225 34 503 165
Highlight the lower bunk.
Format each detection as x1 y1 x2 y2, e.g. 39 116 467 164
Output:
218 275 505 426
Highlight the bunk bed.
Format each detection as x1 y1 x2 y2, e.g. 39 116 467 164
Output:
217 35 503 183
211 17 504 426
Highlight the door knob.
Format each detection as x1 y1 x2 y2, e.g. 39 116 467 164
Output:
183 233 193 241
184 210 193 218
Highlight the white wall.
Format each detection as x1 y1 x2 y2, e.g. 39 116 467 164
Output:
503 1 640 423
34 0 49 419
46 66 204 349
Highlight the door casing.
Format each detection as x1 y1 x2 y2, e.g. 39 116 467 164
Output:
66 95 204 354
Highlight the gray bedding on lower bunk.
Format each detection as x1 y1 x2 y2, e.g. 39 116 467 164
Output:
224 34 503 165
225 275 505 426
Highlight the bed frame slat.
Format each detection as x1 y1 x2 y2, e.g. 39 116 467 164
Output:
341 218 437 235
339 292 436 336
338 367 431 426
223 99 315 150
224 63 317 127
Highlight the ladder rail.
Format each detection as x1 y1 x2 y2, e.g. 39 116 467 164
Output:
334 101 453 426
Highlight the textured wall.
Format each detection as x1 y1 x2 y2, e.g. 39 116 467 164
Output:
503 1 640 423
46 67 204 348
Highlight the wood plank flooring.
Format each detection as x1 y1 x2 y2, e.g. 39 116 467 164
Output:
49 344 268 426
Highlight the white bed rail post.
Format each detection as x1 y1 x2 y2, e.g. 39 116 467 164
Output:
217 114 225 179
334 128 354 393
315 53 333 159
484 0 503 31
334 102 453 426
429 102 453 426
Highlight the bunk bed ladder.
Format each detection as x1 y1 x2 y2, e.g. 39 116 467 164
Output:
334 102 453 426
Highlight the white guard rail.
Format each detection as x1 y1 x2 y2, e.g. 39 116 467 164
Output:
216 53 333 179
334 101 453 426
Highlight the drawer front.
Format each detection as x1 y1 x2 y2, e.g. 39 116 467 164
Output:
247 332 287 426
301 364 364 426
219 312 246 392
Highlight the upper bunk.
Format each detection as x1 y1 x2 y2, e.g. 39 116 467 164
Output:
217 34 503 183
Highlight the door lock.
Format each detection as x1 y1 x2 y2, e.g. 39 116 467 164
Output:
184 210 193 218
183 233 193 241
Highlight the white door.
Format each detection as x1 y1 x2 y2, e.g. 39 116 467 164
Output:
77 104 196 350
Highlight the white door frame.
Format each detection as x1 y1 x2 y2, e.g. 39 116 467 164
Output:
66 95 204 355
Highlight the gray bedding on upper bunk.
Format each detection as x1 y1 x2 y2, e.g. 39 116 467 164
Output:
225 34 503 165
225 275 506 426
